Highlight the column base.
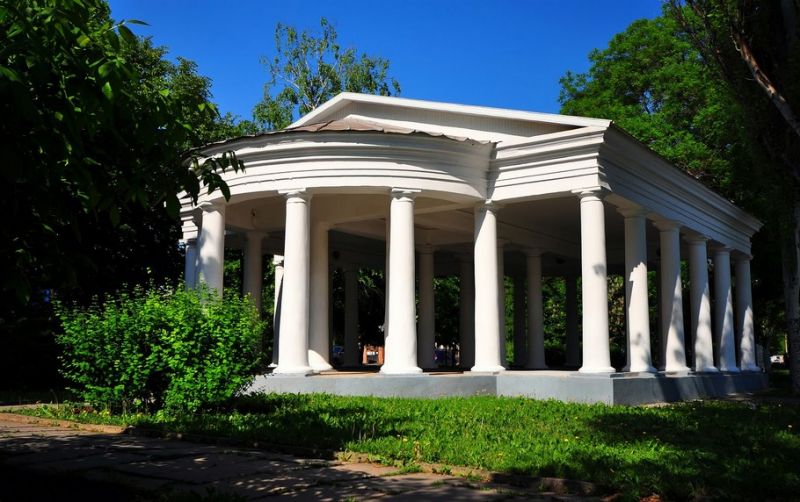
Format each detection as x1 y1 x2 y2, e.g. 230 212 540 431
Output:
272 365 314 376
740 364 761 372
471 364 506 373
719 365 741 373
311 363 334 372
628 365 657 373
664 365 691 373
578 365 616 374
309 351 333 372
268 362 278 368
379 366 423 375
694 366 720 373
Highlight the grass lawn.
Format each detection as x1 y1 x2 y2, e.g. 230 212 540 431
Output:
10 393 800 500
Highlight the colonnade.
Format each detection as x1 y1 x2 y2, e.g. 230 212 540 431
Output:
183 187 760 376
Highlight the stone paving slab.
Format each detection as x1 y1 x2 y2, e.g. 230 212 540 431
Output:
83 468 175 492
0 413 595 500
6 448 146 468
114 454 290 484
252 482 389 501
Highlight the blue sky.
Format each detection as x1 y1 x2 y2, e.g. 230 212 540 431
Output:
109 0 663 121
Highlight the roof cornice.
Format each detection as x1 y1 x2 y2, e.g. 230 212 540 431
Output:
291 92 612 129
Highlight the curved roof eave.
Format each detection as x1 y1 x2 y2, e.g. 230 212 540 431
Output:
190 117 491 158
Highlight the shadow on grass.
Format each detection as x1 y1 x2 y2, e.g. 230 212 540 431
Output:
567 401 800 500
134 393 413 457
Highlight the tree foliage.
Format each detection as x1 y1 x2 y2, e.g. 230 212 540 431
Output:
669 0 800 176
0 0 241 305
560 15 750 193
253 17 400 131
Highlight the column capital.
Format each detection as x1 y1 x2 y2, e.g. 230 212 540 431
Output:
571 186 608 200
683 233 708 245
711 244 733 256
476 200 504 213
733 252 754 263
617 206 647 219
279 188 312 202
418 244 436 254
524 248 544 257
390 188 421 201
198 200 226 212
653 219 681 232
497 238 509 249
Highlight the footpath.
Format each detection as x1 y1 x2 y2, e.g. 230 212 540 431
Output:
0 413 597 501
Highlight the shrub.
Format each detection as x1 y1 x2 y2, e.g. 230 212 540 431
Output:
55 284 265 413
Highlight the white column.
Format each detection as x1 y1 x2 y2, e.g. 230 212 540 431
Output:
565 275 580 367
184 239 198 289
472 203 505 372
308 221 332 371
243 232 265 314
383 216 390 340
273 191 313 375
458 255 475 369
512 275 526 368
381 189 422 374
620 209 656 373
344 266 360 367
574 188 614 373
417 245 436 369
713 247 739 371
525 251 547 369
654 262 663 369
735 255 759 371
656 220 690 372
270 255 284 368
196 202 226 297
497 241 507 367
687 237 717 372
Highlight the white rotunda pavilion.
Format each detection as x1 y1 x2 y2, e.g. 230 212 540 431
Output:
180 93 765 405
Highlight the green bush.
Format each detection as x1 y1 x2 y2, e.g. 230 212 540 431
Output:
55 284 265 413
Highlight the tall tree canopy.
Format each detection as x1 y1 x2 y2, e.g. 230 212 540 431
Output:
0 0 245 388
252 17 401 131
0 0 241 303
560 15 750 193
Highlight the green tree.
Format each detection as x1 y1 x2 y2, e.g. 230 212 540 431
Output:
0 0 246 390
665 0 800 392
252 17 400 130
560 15 749 192
0 0 242 304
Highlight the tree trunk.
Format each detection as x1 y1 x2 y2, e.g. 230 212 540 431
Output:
782 203 800 394
730 30 800 141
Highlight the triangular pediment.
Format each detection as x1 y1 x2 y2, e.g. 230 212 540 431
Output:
291 93 611 145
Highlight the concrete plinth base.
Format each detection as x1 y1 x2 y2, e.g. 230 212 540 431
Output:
246 370 768 406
